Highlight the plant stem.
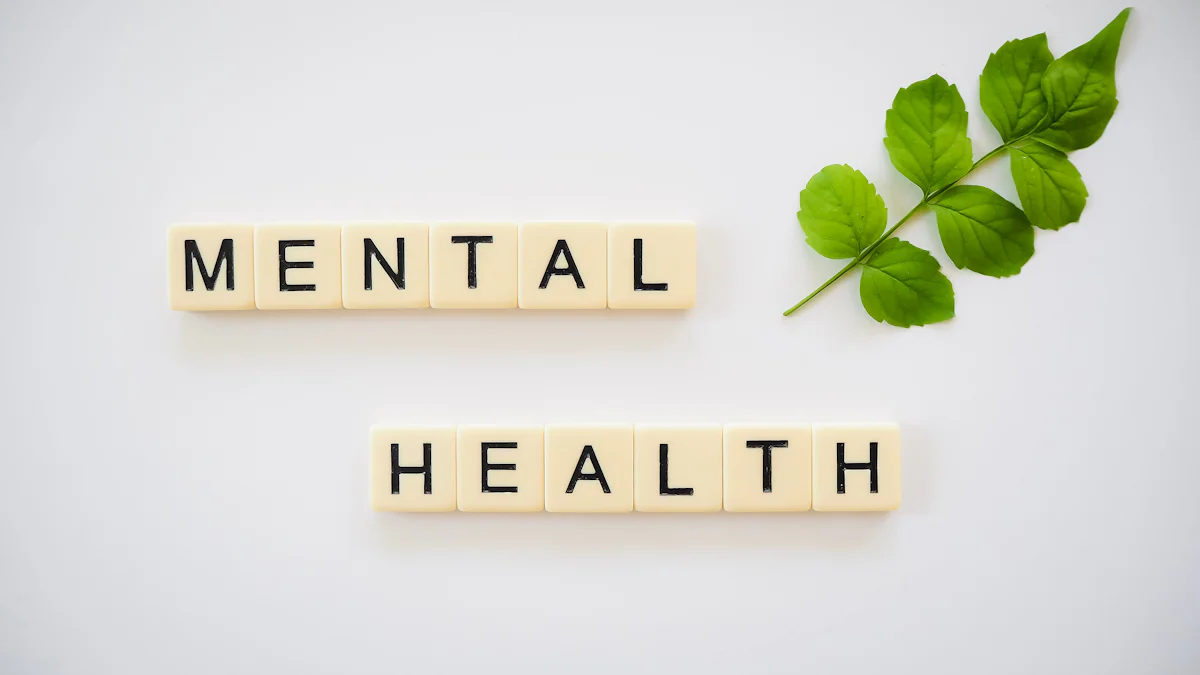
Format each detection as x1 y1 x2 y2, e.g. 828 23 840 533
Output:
782 141 1015 317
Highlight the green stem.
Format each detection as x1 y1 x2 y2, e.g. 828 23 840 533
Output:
782 141 1016 317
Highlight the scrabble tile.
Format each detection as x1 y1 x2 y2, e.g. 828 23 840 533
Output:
812 424 901 512
457 425 544 511
167 224 256 311
429 222 518 309
634 425 722 512
544 425 634 512
607 221 696 309
723 424 812 512
254 224 342 310
517 222 608 309
341 223 430 309
369 426 457 512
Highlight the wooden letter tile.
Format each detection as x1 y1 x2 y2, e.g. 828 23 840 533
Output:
544 425 634 512
254 224 342 310
168 224 256 311
456 425 544 511
811 424 901 511
341 223 429 309
370 426 457 512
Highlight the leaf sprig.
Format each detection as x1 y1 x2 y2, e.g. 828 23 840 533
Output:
784 9 1131 327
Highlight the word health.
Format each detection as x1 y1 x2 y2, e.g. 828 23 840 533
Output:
370 424 900 513
168 221 696 311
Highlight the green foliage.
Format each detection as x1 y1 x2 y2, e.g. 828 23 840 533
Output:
979 34 1054 142
785 9 1130 326
1009 141 1088 230
797 164 887 259
1035 9 1131 151
860 239 955 328
883 75 973 197
931 186 1034 278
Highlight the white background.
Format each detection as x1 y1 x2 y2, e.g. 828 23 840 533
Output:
1 0 1197 673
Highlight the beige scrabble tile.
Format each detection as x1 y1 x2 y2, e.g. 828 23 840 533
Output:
518 222 607 309
457 425 544 512
341 223 429 309
254 224 342 310
608 221 696 309
429 222 517 309
369 426 457 512
634 425 722 512
544 425 633 513
167 224 256 311
723 424 812 512
812 424 901 512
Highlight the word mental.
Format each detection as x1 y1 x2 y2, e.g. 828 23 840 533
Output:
168 221 696 311
370 424 900 513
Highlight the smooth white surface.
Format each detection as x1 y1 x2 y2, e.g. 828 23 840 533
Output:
1 0 1197 672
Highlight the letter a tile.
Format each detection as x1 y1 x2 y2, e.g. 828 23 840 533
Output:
811 424 901 512
518 222 608 309
457 425 544 512
370 426 457 512
634 425 722 512
544 425 633 512
168 224 256 311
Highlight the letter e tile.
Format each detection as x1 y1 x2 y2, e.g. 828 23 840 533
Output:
457 425 544 512
254 224 342 309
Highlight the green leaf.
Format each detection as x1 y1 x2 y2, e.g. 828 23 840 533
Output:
930 185 1034 277
796 164 888 259
979 34 1054 142
860 238 955 327
1009 141 1088 230
883 74 974 197
1035 8 1131 151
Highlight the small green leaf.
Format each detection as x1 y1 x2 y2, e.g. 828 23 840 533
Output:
797 164 887 259
1035 8 1131 151
979 34 1054 142
1009 141 1088 230
860 238 955 327
883 74 974 197
930 186 1034 278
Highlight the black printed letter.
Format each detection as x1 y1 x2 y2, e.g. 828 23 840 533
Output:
539 239 585 289
364 238 405 290
633 238 668 291
451 235 494 288
837 442 878 494
566 445 611 494
278 240 316 292
746 440 788 493
391 443 432 495
184 238 235 291
658 443 693 496
481 441 518 493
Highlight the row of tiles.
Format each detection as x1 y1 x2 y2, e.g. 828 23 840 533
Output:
168 221 696 311
370 424 901 513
